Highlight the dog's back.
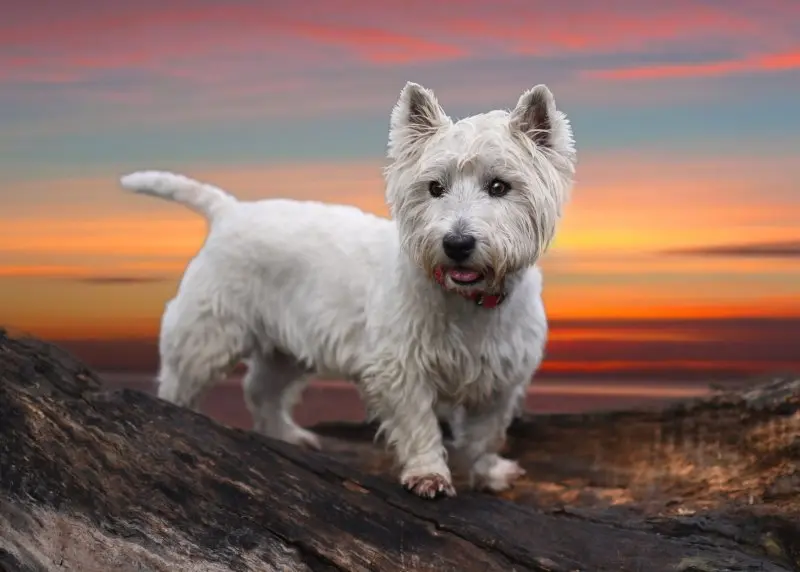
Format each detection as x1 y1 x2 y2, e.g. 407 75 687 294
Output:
125 174 397 411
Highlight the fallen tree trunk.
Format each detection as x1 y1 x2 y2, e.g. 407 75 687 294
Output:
0 331 798 572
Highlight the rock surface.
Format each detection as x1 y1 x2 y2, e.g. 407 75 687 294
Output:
1 331 798 571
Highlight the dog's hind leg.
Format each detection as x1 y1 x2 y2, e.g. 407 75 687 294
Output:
156 304 250 412
242 351 321 450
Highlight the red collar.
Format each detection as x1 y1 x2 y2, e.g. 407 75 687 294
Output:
433 267 507 309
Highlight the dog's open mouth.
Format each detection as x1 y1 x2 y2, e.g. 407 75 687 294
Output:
444 267 485 286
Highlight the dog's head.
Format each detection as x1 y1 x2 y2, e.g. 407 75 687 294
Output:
384 82 576 296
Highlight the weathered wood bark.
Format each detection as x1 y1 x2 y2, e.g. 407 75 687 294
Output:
0 331 798 572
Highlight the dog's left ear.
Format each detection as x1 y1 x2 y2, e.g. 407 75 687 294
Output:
388 82 450 160
510 85 575 162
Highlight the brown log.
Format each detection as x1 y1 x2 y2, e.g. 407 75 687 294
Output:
0 330 798 572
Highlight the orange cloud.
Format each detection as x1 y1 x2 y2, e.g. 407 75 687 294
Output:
3 155 799 342
0 162 389 283
0 264 180 279
548 326 713 343
540 359 800 376
1 275 172 339
30 316 800 382
4 155 799 266
664 241 800 258
544 285 800 321
583 49 800 80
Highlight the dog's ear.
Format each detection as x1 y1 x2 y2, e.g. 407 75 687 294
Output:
388 82 450 160
510 85 575 162
510 85 557 148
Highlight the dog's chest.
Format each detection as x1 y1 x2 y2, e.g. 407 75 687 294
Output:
421 319 540 405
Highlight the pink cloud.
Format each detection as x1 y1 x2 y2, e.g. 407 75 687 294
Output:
2 0 797 132
0 4 466 85
444 6 756 56
0 0 788 86
290 23 466 64
583 49 800 80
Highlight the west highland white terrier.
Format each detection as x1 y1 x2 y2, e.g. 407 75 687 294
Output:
120 81 576 499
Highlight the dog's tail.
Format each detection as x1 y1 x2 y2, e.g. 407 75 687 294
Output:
119 170 236 220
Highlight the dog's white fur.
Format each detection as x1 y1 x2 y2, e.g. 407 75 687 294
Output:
120 82 576 498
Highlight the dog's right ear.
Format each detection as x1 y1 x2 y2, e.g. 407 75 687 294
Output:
388 82 450 160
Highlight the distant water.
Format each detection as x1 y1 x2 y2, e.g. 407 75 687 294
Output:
101 372 710 430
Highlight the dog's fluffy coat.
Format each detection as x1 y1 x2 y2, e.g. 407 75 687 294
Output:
121 82 576 498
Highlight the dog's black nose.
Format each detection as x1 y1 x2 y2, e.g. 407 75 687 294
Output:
442 233 476 262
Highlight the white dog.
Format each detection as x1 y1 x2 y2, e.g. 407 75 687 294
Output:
120 81 576 499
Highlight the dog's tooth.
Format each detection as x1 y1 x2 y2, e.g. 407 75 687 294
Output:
476 295 484 306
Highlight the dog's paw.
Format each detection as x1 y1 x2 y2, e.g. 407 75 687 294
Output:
402 473 456 499
475 457 526 493
287 426 322 451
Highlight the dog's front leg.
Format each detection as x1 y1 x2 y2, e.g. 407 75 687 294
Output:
450 387 526 493
361 375 454 499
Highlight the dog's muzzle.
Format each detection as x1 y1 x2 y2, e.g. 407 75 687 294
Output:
432 267 507 309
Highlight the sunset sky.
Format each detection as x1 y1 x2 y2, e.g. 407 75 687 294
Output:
1 0 799 380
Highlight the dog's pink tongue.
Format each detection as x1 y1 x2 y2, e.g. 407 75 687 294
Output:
448 269 481 282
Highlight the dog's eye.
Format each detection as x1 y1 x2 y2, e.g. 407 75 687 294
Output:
428 181 446 198
487 178 510 197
